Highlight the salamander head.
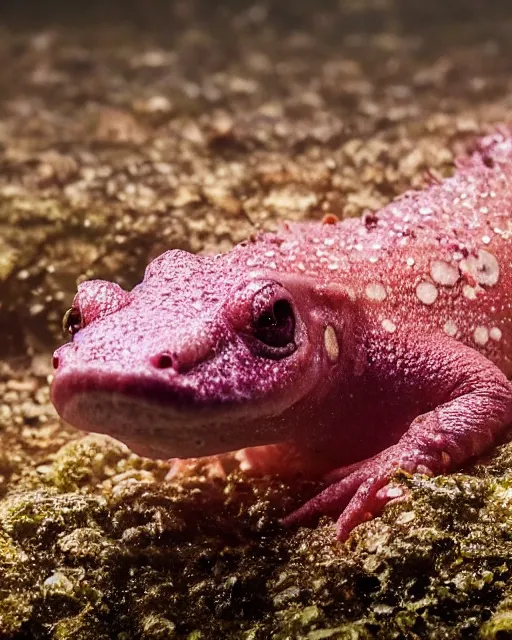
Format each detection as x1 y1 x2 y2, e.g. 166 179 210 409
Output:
51 249 340 459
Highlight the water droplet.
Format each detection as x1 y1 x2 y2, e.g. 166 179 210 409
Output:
473 326 489 346
416 281 438 305
365 282 387 302
490 327 502 341
462 285 478 300
443 320 457 337
430 260 459 286
381 319 396 333
460 250 499 286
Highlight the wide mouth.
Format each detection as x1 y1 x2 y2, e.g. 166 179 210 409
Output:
51 367 281 459
61 390 234 458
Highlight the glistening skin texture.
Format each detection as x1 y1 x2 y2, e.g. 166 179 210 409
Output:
52 130 512 540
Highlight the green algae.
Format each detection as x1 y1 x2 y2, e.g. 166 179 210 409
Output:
481 606 512 640
47 435 143 492
3 435 512 638
0 530 34 637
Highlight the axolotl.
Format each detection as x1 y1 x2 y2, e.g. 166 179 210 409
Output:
51 130 512 540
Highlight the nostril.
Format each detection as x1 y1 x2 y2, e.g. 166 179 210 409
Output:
151 352 174 369
150 351 198 373
150 340 215 373
52 354 60 370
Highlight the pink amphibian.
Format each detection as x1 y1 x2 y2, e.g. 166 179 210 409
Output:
51 130 512 540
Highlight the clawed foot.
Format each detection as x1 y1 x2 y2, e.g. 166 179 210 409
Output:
282 442 450 540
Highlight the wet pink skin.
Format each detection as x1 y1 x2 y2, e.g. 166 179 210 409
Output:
52 130 512 540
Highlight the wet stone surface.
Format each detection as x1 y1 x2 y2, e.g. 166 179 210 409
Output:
3 1 512 638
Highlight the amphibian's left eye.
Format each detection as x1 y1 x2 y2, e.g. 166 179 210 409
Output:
62 307 83 336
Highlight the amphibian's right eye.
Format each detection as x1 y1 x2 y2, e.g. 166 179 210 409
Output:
227 280 299 360
249 284 297 359
62 307 83 336
253 297 295 349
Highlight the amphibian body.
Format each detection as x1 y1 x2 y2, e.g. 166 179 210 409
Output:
52 130 512 540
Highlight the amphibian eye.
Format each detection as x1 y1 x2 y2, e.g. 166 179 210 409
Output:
62 307 83 336
254 299 295 347
251 286 296 357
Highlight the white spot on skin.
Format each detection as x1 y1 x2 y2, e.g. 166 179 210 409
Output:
419 206 433 216
490 327 502 341
460 250 500 286
328 263 339 271
365 282 387 301
382 319 396 333
324 325 339 361
416 281 438 305
462 285 478 300
324 237 335 247
406 257 415 267
473 326 489 346
443 320 457 337
430 260 459 286
482 235 491 245
346 287 356 301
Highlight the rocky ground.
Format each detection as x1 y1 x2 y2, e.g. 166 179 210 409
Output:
2 1 512 638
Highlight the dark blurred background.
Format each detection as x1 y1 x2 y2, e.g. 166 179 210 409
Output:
0 0 511 33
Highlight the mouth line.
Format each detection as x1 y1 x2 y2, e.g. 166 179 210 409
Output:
51 367 263 458
52 366 235 414
68 390 230 449
54 384 278 460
